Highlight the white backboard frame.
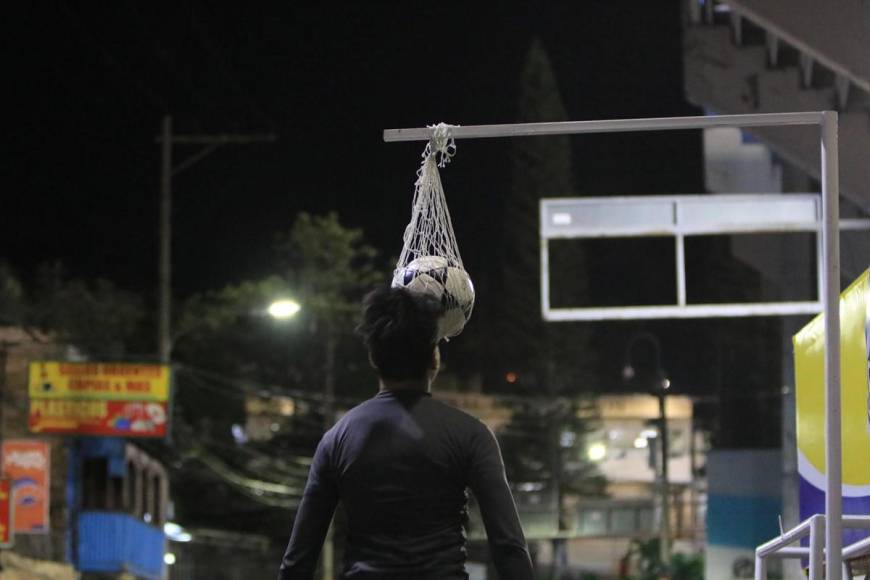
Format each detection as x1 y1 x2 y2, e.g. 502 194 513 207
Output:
540 193 826 321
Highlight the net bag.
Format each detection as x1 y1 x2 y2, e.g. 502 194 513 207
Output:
391 123 475 339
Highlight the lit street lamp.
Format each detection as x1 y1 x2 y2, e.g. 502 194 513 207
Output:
268 299 301 320
266 296 336 580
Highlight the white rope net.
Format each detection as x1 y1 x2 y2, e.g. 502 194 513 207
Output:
391 123 475 339
392 123 464 279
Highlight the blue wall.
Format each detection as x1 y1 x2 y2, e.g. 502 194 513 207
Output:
67 438 166 579
77 512 165 578
706 449 783 549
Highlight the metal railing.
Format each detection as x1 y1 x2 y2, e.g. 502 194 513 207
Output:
687 0 870 106
755 515 870 580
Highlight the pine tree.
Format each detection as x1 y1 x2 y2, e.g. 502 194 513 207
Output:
496 37 594 394
493 38 601 544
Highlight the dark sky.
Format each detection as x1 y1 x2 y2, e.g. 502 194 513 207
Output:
6 2 770 398
7 2 701 298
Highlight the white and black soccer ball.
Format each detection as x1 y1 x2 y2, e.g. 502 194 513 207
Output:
392 255 475 339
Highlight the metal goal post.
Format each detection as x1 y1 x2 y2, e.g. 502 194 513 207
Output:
384 111 844 580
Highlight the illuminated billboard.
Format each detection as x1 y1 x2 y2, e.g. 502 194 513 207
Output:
794 270 870 546
28 362 171 438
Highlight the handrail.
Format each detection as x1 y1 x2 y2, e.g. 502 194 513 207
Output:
694 0 870 95
756 515 824 580
756 514 822 557
756 516 870 579
844 536 870 560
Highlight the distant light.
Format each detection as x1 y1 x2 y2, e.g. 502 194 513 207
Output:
164 522 193 543
164 522 182 536
505 372 518 384
560 431 577 448
277 397 296 416
517 482 545 492
634 437 649 449
622 365 635 381
662 378 671 389
231 424 248 444
268 299 301 320
270 422 280 433
164 553 177 565
587 443 607 462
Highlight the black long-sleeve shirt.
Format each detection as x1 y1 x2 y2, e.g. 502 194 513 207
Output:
279 389 534 580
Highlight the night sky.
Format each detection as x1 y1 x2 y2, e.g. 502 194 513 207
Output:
6 3 774 398
7 2 700 295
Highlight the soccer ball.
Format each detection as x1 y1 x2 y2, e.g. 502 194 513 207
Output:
392 255 475 339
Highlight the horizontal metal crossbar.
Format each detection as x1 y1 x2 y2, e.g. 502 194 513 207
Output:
383 112 823 142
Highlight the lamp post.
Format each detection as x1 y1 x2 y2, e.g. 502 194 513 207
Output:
271 298 334 580
623 332 671 574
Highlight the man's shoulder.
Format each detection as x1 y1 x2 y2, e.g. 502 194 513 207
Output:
333 396 379 424
334 392 488 433
428 396 490 431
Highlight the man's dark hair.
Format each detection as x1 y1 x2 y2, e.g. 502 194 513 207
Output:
357 286 441 380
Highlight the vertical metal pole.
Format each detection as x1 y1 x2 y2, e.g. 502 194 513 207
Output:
816 228 825 308
159 115 173 363
540 237 551 319
821 111 842 580
658 389 672 569
809 514 825 580
754 554 766 580
675 234 687 307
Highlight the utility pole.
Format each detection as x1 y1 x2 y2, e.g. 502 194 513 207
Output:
159 117 172 364
156 115 276 362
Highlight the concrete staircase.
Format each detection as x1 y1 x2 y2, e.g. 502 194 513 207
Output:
683 0 870 209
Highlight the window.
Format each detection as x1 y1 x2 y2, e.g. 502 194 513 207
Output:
611 507 638 535
578 508 608 536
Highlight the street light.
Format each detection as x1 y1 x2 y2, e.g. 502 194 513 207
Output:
266 296 335 580
623 332 672 574
268 299 301 320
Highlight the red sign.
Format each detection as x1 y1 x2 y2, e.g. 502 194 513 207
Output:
28 400 168 437
0 477 12 547
1 441 49 534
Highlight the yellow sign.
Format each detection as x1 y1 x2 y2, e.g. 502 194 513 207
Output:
794 270 870 503
28 362 170 402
